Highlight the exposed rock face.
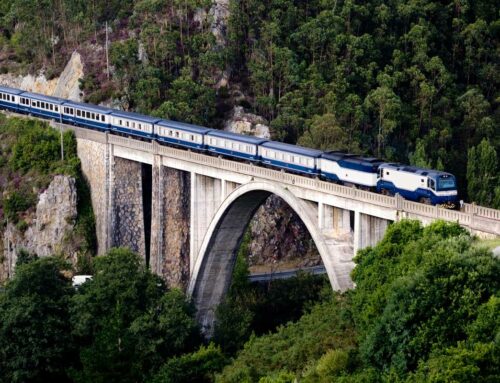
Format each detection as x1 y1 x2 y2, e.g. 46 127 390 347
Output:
210 0 230 47
224 106 271 139
112 157 146 260
0 51 83 101
0 72 58 95
249 196 321 268
1 176 78 280
52 51 84 101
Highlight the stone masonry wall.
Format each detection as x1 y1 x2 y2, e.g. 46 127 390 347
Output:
151 164 191 289
76 138 108 254
112 157 146 260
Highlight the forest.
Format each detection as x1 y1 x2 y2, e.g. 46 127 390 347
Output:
0 0 498 205
0 220 498 382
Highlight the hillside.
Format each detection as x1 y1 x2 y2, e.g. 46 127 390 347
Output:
0 114 95 282
0 0 498 206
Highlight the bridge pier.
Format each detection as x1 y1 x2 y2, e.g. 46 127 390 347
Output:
111 156 147 260
354 211 390 255
149 157 191 288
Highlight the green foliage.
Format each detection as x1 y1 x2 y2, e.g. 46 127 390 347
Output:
153 67 216 126
0 257 76 383
467 139 499 208
298 113 359 152
351 220 499 378
15 248 37 266
216 294 355 382
149 343 228 383
214 230 331 354
70 248 200 383
3 190 36 222
9 120 62 173
219 220 499 382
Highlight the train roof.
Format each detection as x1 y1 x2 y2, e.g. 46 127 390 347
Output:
320 151 359 161
21 91 67 104
111 110 162 124
207 129 268 144
380 163 455 177
156 119 213 134
64 100 114 114
0 85 24 95
261 141 323 157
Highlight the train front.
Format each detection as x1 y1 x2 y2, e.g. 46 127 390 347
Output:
431 173 458 208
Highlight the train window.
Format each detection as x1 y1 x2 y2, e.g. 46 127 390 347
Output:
428 179 436 190
76 110 80 117
1 93 3 99
190 135 194 141
168 130 172 136
126 121 129 127
101 115 105 122
49 104 53 111
386 171 390 176
175 131 179 138
137 123 141 129
421 179 424 183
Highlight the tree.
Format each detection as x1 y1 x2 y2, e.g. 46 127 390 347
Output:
153 67 216 126
364 85 401 157
467 139 499 207
0 257 76 383
352 220 500 377
149 343 227 383
70 248 200 383
298 113 359 152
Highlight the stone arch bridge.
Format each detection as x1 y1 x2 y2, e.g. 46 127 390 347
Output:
51 122 500 335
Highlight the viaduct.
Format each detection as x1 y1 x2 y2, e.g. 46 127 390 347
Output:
51 122 500 335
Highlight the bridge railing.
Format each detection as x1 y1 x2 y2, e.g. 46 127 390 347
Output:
48 121 500 232
463 203 500 220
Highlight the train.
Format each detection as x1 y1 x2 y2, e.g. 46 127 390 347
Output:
0 85 458 207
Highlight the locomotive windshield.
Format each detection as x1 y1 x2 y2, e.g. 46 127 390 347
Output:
437 176 456 191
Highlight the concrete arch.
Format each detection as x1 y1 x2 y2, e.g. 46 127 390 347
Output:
188 181 353 336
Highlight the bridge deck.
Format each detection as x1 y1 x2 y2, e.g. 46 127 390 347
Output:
2 111 499 236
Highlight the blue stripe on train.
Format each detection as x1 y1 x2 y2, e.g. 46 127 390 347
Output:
262 158 318 175
320 171 340 182
376 180 457 205
25 107 60 120
157 136 205 150
64 116 109 131
111 125 152 138
0 101 19 112
207 146 258 161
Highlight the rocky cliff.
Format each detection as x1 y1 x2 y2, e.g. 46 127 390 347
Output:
1 175 79 281
0 51 83 101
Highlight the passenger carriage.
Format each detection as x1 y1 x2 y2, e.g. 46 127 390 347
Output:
206 130 267 161
62 101 113 131
0 86 23 112
110 110 161 139
156 120 212 150
18 91 65 120
377 164 458 206
319 151 383 189
260 141 322 175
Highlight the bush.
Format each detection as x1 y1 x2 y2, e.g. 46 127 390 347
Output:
3 190 36 222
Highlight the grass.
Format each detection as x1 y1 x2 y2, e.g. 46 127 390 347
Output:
476 237 500 251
